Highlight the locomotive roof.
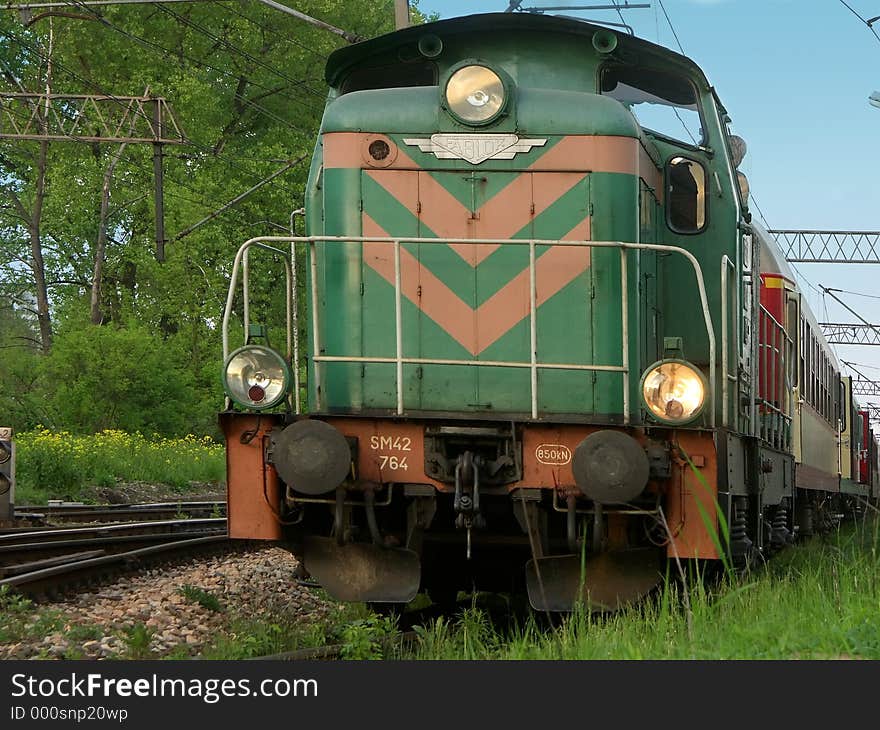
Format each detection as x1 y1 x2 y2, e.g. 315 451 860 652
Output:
325 12 712 89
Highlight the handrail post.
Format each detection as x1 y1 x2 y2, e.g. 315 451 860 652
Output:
620 247 630 425
242 248 250 340
394 239 404 416
310 240 322 411
291 239 300 414
529 240 538 419
721 256 736 428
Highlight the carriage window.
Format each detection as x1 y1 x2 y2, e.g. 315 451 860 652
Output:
342 62 437 94
600 65 703 145
667 157 706 234
786 296 798 387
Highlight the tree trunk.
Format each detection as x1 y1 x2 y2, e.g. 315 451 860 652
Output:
30 141 52 353
91 142 127 325
29 22 54 353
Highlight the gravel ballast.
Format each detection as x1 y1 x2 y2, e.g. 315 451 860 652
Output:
0 546 335 660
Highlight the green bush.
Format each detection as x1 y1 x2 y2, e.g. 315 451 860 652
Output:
40 324 202 436
339 615 397 660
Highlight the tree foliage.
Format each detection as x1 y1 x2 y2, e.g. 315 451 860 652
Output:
0 1 434 435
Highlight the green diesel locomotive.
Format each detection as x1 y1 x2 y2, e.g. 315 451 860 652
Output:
220 13 877 610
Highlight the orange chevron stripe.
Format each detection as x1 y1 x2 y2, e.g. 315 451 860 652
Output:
362 214 478 353
362 214 591 356
367 170 588 267
534 135 662 195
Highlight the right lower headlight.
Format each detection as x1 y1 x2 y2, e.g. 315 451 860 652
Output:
223 345 290 410
640 359 707 424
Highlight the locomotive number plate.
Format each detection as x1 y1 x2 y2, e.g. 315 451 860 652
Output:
369 435 412 472
535 443 572 466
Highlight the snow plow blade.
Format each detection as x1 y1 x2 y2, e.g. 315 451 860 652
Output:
302 536 420 603
525 549 662 612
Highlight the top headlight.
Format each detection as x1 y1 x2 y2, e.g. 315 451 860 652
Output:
223 345 290 410
444 65 506 125
641 359 706 424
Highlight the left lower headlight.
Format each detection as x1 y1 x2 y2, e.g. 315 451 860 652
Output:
641 359 706 424
445 64 506 125
223 345 290 410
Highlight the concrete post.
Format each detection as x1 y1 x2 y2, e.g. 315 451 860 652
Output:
0 427 14 522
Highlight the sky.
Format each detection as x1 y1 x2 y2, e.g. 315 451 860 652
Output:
422 0 880 405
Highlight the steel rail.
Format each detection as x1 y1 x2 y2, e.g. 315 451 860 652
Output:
0 517 226 543
0 535 228 591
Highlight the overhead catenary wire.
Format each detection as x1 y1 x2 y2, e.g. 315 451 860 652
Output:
656 0 684 54
1 27 302 184
213 0 329 63
17 0 323 146
841 361 880 372
150 2 327 104
0 97 281 237
820 286 880 348
1 18 316 254
60 0 326 117
647 0 696 143
821 287 880 301
838 0 880 43
0 93 302 284
748 190 822 297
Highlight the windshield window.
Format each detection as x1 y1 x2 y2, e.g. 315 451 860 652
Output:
341 62 437 94
600 65 703 146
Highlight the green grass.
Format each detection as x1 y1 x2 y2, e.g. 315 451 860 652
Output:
0 587 71 647
197 601 388 660
396 520 880 660
13 427 225 503
120 623 154 659
178 585 223 612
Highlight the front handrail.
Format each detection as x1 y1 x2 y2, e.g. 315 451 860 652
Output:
221 241 293 411
224 236 717 425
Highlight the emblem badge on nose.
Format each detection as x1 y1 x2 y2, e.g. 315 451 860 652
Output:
404 134 546 165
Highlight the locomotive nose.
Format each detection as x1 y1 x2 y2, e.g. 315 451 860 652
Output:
572 430 649 504
270 419 352 495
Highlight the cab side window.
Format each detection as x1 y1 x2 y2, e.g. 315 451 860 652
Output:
667 156 706 234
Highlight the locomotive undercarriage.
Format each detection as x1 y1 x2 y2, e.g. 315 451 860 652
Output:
283 481 666 611
225 411 855 611
263 416 673 611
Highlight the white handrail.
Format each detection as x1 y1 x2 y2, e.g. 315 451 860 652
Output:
224 236 717 426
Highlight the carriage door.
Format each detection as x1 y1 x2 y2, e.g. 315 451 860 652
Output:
785 289 801 460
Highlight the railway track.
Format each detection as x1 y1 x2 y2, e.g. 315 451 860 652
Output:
12 500 226 524
0 518 228 563
0 514 230 598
